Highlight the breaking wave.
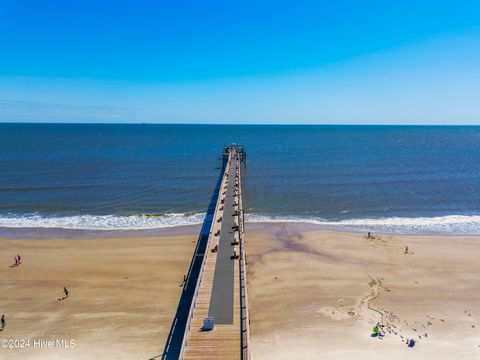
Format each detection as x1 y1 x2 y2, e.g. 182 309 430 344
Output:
0 213 206 231
1 213 480 234
247 214 480 234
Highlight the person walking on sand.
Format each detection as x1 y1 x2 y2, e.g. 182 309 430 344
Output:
14 254 21 266
59 287 69 301
1 315 5 331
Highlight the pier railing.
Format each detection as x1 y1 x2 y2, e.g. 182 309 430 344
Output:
177 153 232 359
237 158 251 360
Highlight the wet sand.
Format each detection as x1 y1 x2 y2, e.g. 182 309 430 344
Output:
246 223 480 360
1 223 480 359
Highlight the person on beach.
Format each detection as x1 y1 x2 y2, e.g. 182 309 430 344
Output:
404 246 409 254
14 254 21 266
58 287 69 301
371 322 384 338
1 315 5 331
367 232 371 239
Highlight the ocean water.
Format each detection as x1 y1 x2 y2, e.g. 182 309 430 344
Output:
1 124 479 234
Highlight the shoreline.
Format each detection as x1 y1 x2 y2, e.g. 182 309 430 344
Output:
0 233 198 359
245 225 480 359
1 224 479 359
0 224 202 239
1 220 478 239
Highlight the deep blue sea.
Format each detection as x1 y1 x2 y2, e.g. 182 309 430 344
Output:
1 124 479 234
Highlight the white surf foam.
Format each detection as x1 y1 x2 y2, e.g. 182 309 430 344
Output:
247 214 480 234
0 213 206 231
1 213 480 234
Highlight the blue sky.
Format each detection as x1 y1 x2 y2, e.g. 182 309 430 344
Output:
0 0 479 124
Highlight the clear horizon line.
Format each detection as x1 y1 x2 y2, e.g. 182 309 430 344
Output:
0 121 479 126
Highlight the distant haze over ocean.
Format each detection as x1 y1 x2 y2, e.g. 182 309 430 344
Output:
1 124 479 234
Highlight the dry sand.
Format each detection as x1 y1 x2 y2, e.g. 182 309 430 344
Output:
1 224 479 359
247 223 480 360
0 234 197 360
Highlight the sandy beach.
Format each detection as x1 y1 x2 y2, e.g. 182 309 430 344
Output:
247 223 480 360
1 223 480 359
0 232 197 360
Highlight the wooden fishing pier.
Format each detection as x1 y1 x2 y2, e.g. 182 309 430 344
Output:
162 145 250 360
